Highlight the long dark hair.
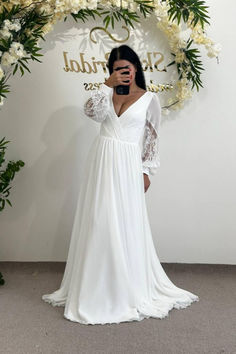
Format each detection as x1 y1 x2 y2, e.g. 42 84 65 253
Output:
106 45 146 90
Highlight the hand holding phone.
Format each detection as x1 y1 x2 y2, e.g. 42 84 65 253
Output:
105 66 131 95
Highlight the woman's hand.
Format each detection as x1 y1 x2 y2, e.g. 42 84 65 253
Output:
143 173 151 193
105 68 132 88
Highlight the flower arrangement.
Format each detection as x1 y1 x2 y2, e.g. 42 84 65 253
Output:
0 0 221 111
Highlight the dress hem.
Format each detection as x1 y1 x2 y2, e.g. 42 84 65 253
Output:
41 294 200 326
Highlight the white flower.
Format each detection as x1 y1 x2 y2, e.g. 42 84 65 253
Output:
0 42 26 67
207 42 222 58
175 52 186 63
10 20 21 32
112 0 121 8
55 0 88 13
1 52 17 67
2 19 11 29
178 39 187 49
0 65 4 80
0 95 4 106
0 28 12 40
162 108 170 115
9 42 26 60
36 3 53 15
2 19 21 32
41 22 54 35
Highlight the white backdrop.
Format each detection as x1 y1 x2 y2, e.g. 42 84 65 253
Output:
1 0 235 264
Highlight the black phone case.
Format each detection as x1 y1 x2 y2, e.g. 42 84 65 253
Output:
115 69 130 95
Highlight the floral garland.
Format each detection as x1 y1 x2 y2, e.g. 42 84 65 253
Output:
0 0 221 113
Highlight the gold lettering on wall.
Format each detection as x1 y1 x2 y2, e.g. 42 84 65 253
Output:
63 51 173 93
63 51 167 74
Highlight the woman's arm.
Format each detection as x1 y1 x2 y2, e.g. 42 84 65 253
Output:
84 83 113 123
141 93 162 176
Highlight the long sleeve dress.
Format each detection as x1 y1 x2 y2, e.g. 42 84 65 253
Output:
42 83 199 325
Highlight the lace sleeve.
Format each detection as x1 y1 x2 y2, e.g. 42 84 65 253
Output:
141 93 162 176
84 83 113 123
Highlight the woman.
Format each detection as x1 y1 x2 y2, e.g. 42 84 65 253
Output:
42 45 199 325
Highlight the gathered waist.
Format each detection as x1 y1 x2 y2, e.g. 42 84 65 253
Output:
99 134 139 146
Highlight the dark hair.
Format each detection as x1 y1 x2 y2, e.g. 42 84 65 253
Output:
106 45 146 90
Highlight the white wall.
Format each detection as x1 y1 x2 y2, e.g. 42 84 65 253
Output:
1 0 235 263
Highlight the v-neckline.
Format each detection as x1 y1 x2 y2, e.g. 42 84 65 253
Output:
111 90 149 119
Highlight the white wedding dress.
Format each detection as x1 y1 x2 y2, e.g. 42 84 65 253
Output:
42 83 199 325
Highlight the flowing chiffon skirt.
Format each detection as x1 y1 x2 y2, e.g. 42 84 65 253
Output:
42 134 199 325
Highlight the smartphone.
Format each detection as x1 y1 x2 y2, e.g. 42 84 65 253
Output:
114 65 130 95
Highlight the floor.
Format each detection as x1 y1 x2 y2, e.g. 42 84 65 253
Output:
0 262 235 354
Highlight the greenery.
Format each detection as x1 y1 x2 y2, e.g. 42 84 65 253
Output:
167 38 204 91
70 1 154 28
0 137 24 285
0 72 10 100
0 137 25 212
0 4 52 81
0 271 5 285
167 0 210 29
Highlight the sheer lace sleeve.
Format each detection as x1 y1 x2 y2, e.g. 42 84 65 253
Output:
84 83 113 123
141 93 161 176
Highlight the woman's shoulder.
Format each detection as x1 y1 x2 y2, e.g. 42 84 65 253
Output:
149 90 160 99
145 89 159 98
146 91 161 110
148 89 159 94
